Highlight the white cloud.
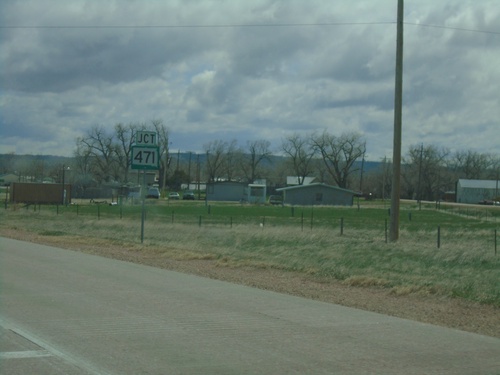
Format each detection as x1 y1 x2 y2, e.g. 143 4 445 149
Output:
1 0 499 160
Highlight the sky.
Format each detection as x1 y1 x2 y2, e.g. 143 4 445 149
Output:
1 0 499 161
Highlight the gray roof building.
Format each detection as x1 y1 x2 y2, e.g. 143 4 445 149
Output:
276 183 357 206
456 179 499 204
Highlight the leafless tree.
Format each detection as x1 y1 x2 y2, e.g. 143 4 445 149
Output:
221 139 240 182
450 150 491 180
240 139 272 183
311 131 366 189
281 133 317 185
114 122 144 183
152 120 170 192
403 144 450 200
204 140 228 182
76 126 117 184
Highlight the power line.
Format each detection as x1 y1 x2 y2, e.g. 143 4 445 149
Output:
405 22 500 36
0 21 395 29
1 21 498 35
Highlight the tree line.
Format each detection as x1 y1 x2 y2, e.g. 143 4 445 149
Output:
1 120 498 201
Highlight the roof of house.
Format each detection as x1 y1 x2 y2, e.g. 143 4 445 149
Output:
458 179 499 189
286 176 316 186
276 183 357 194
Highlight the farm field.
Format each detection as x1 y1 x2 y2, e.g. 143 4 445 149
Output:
1 199 499 337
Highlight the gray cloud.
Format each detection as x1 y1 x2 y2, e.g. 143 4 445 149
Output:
1 0 499 159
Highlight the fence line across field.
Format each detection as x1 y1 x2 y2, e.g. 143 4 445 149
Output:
8 201 499 255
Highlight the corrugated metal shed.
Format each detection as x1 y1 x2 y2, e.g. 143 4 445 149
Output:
456 179 499 204
206 181 246 202
276 183 356 206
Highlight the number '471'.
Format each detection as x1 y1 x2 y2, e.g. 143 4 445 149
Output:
134 150 155 164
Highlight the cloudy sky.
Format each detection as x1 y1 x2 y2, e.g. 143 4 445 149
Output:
1 0 499 161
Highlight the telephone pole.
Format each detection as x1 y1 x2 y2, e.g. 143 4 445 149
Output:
390 0 404 242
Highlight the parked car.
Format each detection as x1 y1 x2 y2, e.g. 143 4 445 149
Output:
268 195 283 205
168 192 180 200
183 191 195 200
146 187 160 199
478 200 499 206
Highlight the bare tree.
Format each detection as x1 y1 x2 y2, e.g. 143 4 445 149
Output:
311 131 366 189
152 120 170 192
239 140 272 183
76 126 117 184
281 133 317 185
451 150 491 180
115 122 143 183
221 139 240 181
403 144 450 200
204 140 228 182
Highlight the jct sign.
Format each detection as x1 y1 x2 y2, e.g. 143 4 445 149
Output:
131 131 159 170
135 131 157 146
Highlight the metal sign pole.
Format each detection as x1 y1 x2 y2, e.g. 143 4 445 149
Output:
390 0 404 242
141 170 146 244
132 131 159 244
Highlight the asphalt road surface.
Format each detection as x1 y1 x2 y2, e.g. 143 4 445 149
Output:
1 237 499 375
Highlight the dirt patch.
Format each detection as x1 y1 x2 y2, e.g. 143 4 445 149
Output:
2 227 499 338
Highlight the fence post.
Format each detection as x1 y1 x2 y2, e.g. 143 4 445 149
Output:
301 211 304 231
172 210 175 224
340 217 344 236
56 204 59 215
495 229 497 256
385 219 388 243
77 204 79 216
198 215 202 228
230 216 233 229
97 205 100 220
437 225 441 249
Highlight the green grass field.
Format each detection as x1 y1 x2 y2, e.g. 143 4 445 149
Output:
1 199 499 306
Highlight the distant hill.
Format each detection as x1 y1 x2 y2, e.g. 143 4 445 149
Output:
0 153 383 176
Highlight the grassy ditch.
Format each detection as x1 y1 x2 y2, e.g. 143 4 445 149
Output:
1 201 499 306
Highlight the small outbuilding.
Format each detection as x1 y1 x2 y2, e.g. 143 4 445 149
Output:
276 183 357 206
206 181 267 203
10 182 72 205
206 181 247 202
0 173 18 186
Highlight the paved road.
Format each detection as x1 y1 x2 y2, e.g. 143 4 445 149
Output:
1 237 499 375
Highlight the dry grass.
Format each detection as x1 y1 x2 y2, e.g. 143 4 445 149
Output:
1 207 499 337
3 209 498 306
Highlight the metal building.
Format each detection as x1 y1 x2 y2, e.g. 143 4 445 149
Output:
276 183 357 206
456 179 499 204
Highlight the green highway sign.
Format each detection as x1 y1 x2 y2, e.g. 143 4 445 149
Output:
131 146 160 170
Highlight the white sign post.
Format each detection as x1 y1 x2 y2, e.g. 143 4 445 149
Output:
130 132 159 243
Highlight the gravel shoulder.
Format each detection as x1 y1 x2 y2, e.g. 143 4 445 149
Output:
1 227 498 338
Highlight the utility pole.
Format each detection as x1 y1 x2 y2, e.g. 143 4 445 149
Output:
417 143 423 202
359 142 366 193
390 0 404 242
